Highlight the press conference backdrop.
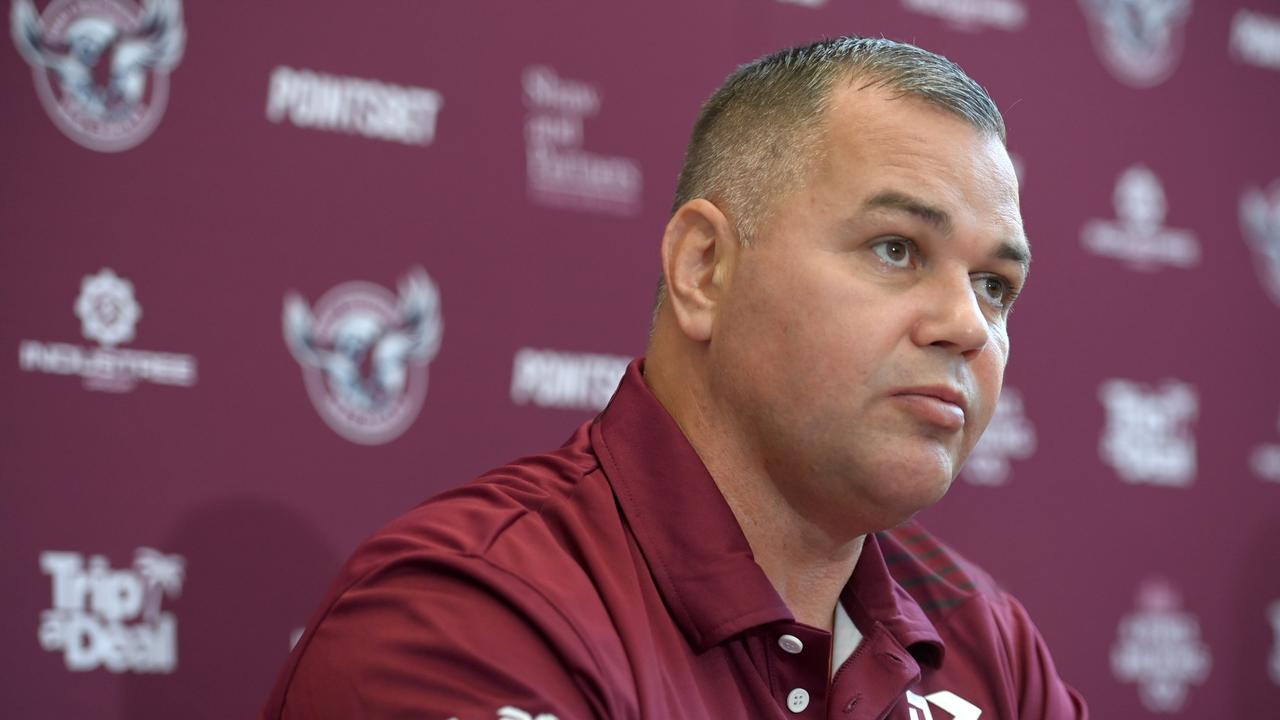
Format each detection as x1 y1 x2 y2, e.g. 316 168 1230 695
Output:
2 0 1278 717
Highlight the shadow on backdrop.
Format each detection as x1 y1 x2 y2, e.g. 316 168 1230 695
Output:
120 497 339 719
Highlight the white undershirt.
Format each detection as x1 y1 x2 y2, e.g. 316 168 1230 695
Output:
831 602 863 679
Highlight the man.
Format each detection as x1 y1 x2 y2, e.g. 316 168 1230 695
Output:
264 37 1087 719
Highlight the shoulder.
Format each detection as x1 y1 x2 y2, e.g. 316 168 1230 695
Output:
266 425 632 718
335 423 621 621
345 424 608 583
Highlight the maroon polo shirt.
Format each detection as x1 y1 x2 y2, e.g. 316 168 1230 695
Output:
264 361 1087 719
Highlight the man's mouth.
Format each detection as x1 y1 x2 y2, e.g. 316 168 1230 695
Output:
889 386 968 431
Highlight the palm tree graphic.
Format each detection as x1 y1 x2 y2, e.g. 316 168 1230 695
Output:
134 547 185 622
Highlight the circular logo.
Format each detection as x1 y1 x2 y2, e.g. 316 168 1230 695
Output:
283 269 443 445
12 0 186 152
1079 0 1192 88
75 268 141 347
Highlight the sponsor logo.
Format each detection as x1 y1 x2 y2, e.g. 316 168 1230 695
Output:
1251 407 1280 483
901 0 1027 32
510 348 628 412
1078 0 1192 87
1240 180 1280 307
1231 9 1280 71
1254 444 1280 482
496 709 559 720
10 0 185 152
1270 600 1280 686
19 268 198 392
446 709 558 720
76 267 141 346
905 689 982 720
39 548 184 673
1099 379 1197 487
1111 578 1211 712
523 65 642 216
284 268 443 445
265 66 444 146
1082 164 1199 270
962 387 1035 486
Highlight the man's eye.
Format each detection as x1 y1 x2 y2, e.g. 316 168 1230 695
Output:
972 275 1017 309
872 239 915 269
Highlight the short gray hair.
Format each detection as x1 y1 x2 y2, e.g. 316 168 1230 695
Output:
651 37 1006 326
672 36 1006 243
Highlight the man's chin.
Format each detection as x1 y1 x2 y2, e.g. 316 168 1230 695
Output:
822 473 955 537
873 462 956 522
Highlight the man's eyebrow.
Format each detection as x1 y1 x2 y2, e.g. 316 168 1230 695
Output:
863 189 1031 272
997 238 1032 271
863 190 952 234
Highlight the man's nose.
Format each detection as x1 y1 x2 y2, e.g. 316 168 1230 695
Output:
910 274 990 357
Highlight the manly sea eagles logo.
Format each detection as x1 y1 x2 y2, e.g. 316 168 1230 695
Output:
1240 181 1280 308
10 0 185 152
284 268 443 445
1078 0 1193 87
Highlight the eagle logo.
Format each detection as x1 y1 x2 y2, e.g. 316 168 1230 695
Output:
1078 0 1192 87
284 268 443 445
10 0 185 151
1240 181 1280 308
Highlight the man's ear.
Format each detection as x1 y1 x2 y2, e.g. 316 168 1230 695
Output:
660 199 738 343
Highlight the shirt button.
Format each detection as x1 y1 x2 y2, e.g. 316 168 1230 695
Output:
787 688 810 713
778 634 804 654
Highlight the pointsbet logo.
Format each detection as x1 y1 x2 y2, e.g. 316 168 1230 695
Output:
510 347 629 412
38 548 185 673
265 66 444 146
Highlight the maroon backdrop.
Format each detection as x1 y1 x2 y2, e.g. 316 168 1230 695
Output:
3 0 1279 717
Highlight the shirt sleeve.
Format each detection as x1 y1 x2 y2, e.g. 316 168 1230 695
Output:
263 554 612 720
998 592 1089 720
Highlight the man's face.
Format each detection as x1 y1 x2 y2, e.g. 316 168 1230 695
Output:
707 84 1027 536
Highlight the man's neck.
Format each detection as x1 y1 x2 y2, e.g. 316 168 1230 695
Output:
645 354 865 632
712 461 866 631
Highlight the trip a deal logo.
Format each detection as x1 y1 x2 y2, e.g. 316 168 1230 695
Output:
10 0 186 152
39 548 185 673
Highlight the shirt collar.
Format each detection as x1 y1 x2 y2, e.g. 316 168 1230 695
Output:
592 359 945 666
591 360 786 651
845 532 946 669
